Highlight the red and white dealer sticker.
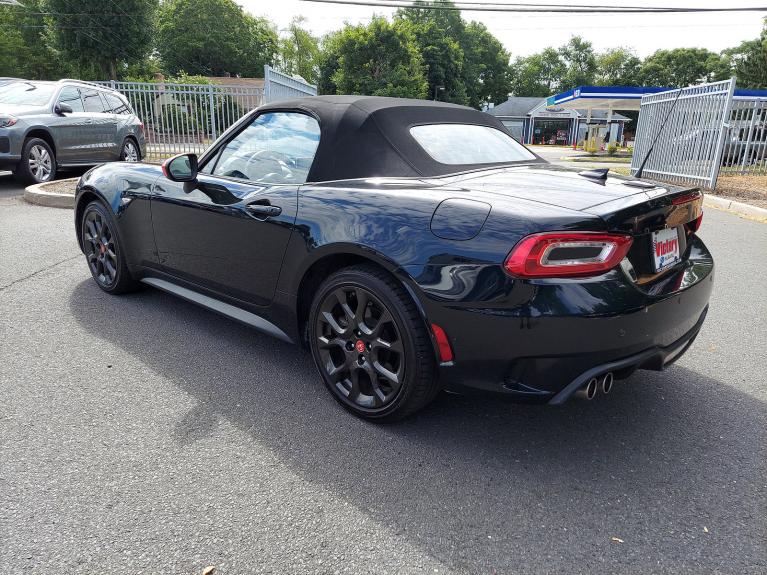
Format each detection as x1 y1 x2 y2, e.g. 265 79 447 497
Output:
652 227 681 272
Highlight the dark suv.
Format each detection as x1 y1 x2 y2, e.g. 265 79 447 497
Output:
0 79 146 184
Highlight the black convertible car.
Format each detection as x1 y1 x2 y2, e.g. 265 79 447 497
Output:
74 96 713 420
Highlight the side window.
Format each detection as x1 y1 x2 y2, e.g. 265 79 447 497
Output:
210 112 321 184
58 87 84 112
82 89 108 113
104 93 130 115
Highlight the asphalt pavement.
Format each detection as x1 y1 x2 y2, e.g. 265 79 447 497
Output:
1 174 765 574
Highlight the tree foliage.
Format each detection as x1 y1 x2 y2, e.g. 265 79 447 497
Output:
328 17 428 99
638 48 728 87
47 0 158 80
509 48 564 97
279 17 320 85
157 0 277 77
595 47 642 86
721 19 767 89
558 36 597 89
459 21 511 108
394 2 512 107
395 10 467 103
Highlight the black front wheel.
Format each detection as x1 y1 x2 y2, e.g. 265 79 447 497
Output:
309 265 439 421
81 201 139 294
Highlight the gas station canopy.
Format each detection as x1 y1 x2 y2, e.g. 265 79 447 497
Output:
547 86 670 111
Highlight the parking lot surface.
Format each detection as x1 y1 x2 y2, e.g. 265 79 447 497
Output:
1 176 765 574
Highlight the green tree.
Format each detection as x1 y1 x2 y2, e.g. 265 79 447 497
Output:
459 21 512 108
509 48 564 96
558 36 597 89
639 48 727 87
330 17 428 98
0 0 83 79
396 7 467 103
317 30 342 95
595 47 642 86
48 0 158 80
396 2 510 107
722 19 767 89
279 16 320 84
157 0 277 77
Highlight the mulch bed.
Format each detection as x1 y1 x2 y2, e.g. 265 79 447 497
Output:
38 179 77 195
712 175 767 209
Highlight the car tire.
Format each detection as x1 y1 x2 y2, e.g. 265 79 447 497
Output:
80 200 140 295
15 138 56 185
309 265 439 421
119 138 140 162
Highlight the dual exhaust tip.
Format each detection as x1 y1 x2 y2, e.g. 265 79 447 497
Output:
575 372 613 400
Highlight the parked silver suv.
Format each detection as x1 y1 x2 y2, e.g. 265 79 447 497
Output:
0 79 146 184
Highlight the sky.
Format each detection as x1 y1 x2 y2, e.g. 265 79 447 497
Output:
242 0 761 58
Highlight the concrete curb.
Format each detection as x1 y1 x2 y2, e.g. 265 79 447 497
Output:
704 194 767 223
24 178 77 209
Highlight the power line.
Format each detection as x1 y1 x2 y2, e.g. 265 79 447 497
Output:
0 24 113 28
299 0 767 13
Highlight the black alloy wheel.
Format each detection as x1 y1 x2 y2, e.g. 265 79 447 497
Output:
83 208 118 287
309 265 439 421
316 285 405 408
80 201 139 295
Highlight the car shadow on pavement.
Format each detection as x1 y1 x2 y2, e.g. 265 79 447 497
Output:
68 279 767 574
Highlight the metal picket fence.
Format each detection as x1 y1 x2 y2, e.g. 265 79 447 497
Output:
96 66 316 162
721 97 767 175
96 80 264 161
631 79 735 189
264 65 317 102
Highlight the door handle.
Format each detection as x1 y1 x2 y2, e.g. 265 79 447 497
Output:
246 202 282 218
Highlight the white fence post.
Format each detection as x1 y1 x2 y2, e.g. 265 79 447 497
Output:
262 64 317 103
208 84 217 141
709 78 736 189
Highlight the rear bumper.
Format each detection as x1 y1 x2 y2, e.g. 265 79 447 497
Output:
547 305 706 404
407 235 714 403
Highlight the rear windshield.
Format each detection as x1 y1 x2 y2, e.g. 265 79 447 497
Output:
0 82 56 106
410 124 536 165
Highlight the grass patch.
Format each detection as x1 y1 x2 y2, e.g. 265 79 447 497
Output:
566 156 631 164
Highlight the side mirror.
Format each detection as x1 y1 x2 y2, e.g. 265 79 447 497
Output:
161 153 198 182
55 102 73 115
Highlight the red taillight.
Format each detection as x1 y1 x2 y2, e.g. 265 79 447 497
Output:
431 323 453 362
138 122 144 135
504 232 633 278
687 212 703 233
671 190 702 205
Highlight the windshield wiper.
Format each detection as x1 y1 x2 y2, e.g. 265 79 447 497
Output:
634 88 683 179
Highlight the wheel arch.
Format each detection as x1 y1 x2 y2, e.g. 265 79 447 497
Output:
24 128 57 157
293 245 437 360
74 187 110 252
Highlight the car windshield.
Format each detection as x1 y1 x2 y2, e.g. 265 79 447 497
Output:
0 82 56 106
410 124 536 165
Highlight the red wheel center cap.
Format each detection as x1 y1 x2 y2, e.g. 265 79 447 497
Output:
355 340 366 353
100 244 106 254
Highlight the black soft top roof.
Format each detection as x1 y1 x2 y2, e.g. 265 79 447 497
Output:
258 95 541 182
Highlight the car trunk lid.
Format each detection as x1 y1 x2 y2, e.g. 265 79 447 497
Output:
443 164 704 285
